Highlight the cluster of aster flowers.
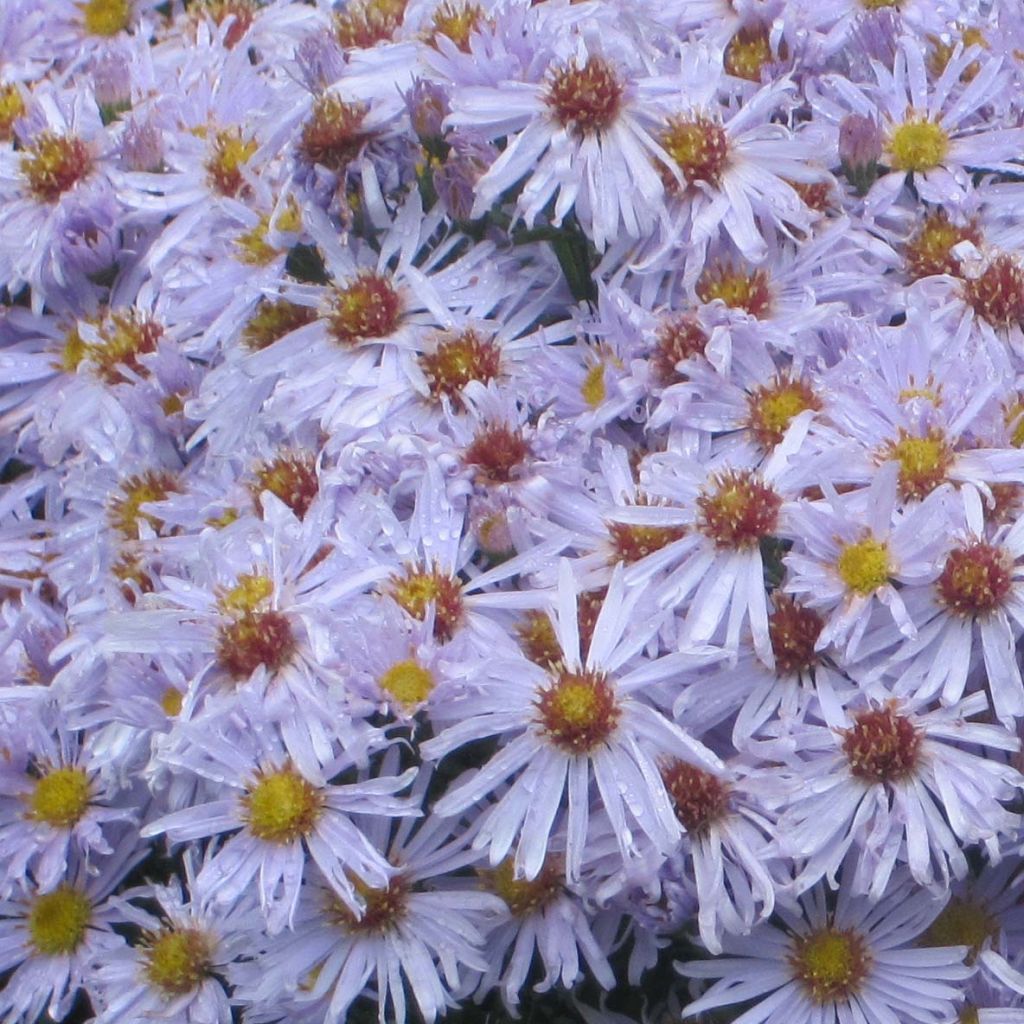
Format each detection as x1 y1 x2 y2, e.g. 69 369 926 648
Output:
8 1 1024 1023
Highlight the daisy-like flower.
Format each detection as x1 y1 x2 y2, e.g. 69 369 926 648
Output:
140 706 417 934
237 783 504 1024
445 37 677 250
422 561 725 882
0 708 137 896
0 838 141 1024
90 852 259 1024
782 460 952 658
679 865 973 1024
770 687 1023 899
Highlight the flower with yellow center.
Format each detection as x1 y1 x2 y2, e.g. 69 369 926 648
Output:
28 886 92 956
379 659 435 709
836 537 891 596
887 118 950 173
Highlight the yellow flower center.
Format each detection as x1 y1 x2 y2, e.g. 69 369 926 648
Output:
885 430 952 500
535 670 620 754
724 26 773 81
545 57 624 136
327 271 402 346
379 659 435 708
160 687 184 717
0 84 25 142
243 770 322 844
429 1 484 50
887 118 949 173
334 0 406 48
484 857 562 916
697 263 772 318
919 898 997 963
143 929 214 995
108 471 180 539
659 115 729 188
205 127 258 197
28 886 92 956
581 362 607 408
20 132 94 203
789 928 871 1004
389 565 464 642
29 768 91 828
420 328 501 406
81 0 132 35
242 298 316 350
252 453 319 520
836 537 891 595
219 573 274 615
746 377 819 448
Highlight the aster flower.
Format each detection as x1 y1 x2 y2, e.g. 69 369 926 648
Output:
679 865 973 1024
422 561 725 882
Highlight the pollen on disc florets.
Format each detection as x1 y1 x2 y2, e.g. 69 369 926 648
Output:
379 658 435 709
327 271 402 346
81 0 132 36
484 857 563 917
724 25 774 81
109 470 181 539
659 115 729 191
936 542 1013 618
0 84 26 142
842 704 922 783
428 0 485 51
545 56 624 136
789 927 872 1005
882 428 953 500
697 262 773 318
28 767 91 828
887 117 950 173
90 311 164 384
332 875 410 934
661 759 731 835
205 127 257 197
252 452 319 519
28 886 92 956
963 253 1024 329
334 0 406 49
746 375 821 449
606 498 686 565
388 564 464 642
215 581 297 680
904 210 982 281
652 312 707 383
463 426 532 485
836 536 891 595
242 298 317 350
243 769 323 843
419 328 501 406
143 929 215 995
697 470 782 549
919 898 998 964
536 669 621 754
299 95 372 173
769 594 824 676
21 132 94 203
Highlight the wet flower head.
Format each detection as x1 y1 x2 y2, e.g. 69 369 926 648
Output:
769 594 823 675
789 928 871 1004
904 211 982 280
746 375 820 448
697 470 781 549
887 117 949 173
652 312 707 383
919 898 998 963
379 658 435 708
836 536 890 595
109 470 180 539
21 132 94 203
215 574 297 680
660 115 729 189
28 886 92 956
389 564 464 642
963 253 1024 328
205 127 257 197
327 271 402 346
697 262 772 318
661 759 731 834
535 669 621 753
334 0 406 49
724 25 774 81
936 542 1012 618
332 876 410 933
201 0 257 47
842 705 922 783
484 857 562 916
81 0 132 36
143 929 215 995
429 1 485 51
0 84 25 142
420 328 501 404
252 452 319 519
606 499 686 564
242 299 317 350
463 425 531 484
299 95 371 173
28 767 91 828
243 769 323 843
545 57 624 136
882 428 953 500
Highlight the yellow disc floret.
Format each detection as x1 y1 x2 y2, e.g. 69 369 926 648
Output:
29 768 91 828
143 929 214 995
243 769 322 844
28 886 92 956
836 537 891 595
379 659 435 708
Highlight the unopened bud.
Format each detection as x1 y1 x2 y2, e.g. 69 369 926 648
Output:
839 114 882 194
